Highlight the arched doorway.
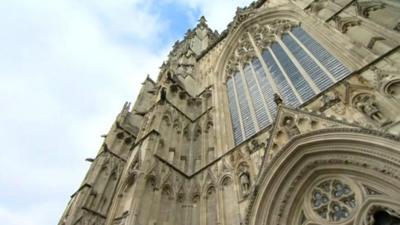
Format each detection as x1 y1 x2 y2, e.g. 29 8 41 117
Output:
247 128 400 225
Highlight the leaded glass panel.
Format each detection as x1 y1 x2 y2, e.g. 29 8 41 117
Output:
262 49 301 106
226 78 243 145
226 26 352 145
243 63 270 129
251 58 277 119
270 42 316 102
291 27 351 80
233 72 256 139
281 34 334 91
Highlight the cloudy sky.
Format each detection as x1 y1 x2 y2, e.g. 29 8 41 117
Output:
0 0 254 224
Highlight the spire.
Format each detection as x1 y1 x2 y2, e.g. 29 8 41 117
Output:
199 16 207 26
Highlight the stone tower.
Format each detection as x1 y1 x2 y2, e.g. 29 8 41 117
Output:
59 1 400 225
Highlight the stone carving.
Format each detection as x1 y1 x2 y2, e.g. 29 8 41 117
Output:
234 33 256 64
371 66 400 98
310 179 357 222
246 138 265 154
58 2 400 225
205 114 213 134
248 24 275 50
267 19 300 37
173 119 182 134
363 185 381 195
356 1 385 18
238 164 251 195
226 6 256 33
331 102 346 115
308 0 328 15
274 93 283 106
225 57 240 75
193 124 202 141
353 93 391 126
282 115 300 138
334 16 362 33
183 125 191 141
320 91 341 112
225 19 299 75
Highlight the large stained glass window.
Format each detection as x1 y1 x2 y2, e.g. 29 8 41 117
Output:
227 26 351 145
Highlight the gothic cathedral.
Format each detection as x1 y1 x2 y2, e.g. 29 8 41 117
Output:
59 0 400 224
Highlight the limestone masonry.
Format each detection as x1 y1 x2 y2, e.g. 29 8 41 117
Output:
59 0 400 224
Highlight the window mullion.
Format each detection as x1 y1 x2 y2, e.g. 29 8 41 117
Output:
238 63 260 131
230 75 246 142
275 34 321 93
267 45 304 104
288 31 338 83
249 62 273 123
246 32 281 95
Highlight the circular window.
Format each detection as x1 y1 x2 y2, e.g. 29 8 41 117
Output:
310 179 357 222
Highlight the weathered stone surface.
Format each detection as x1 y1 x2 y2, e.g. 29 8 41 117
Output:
59 1 400 225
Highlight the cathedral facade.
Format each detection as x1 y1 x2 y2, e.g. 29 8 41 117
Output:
59 0 400 224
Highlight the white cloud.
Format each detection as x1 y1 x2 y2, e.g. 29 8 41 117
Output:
0 0 253 225
171 0 254 31
0 1 167 224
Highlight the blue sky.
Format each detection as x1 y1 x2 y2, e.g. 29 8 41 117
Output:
0 0 253 224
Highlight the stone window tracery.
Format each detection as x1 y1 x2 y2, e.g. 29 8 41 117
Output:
310 179 357 223
225 20 351 145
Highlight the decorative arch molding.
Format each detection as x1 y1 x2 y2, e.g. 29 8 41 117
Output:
215 6 304 82
213 5 359 83
247 128 400 225
353 198 400 225
218 174 234 187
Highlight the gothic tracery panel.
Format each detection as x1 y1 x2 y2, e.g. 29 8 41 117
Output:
225 22 351 145
309 179 357 222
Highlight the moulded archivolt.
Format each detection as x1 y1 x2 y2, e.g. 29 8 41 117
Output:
224 18 301 76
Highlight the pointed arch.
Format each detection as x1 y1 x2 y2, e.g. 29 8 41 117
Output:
202 169 218 193
205 185 218 225
159 184 174 224
220 175 241 225
248 128 400 225
161 110 172 126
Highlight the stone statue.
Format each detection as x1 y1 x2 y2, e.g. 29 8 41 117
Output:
354 94 390 126
240 172 251 194
282 116 300 138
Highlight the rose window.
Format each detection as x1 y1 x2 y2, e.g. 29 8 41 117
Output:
311 179 357 222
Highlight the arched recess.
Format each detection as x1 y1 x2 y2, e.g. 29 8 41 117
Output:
247 128 400 225
137 176 158 225
220 175 241 225
212 6 363 149
213 6 359 84
205 185 218 225
158 184 174 225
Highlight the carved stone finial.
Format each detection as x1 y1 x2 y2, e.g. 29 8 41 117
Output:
199 16 207 26
160 87 167 102
274 93 283 106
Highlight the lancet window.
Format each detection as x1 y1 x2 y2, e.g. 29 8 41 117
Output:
226 21 351 145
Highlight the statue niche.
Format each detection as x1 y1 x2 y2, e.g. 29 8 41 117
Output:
238 163 251 196
282 115 300 138
353 93 391 126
